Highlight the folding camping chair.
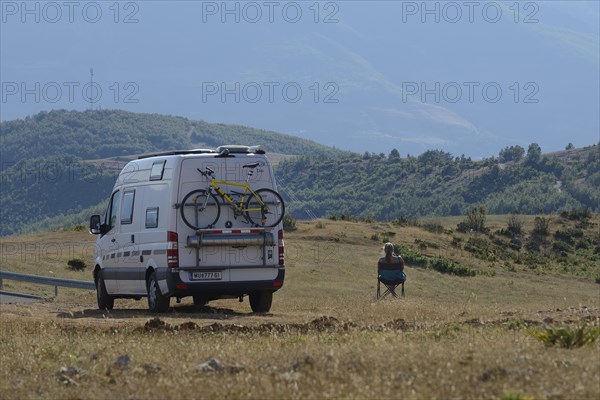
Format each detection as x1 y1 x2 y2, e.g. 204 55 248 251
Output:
377 261 406 299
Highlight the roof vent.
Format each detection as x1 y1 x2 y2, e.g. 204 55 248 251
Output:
216 145 266 154
216 145 248 153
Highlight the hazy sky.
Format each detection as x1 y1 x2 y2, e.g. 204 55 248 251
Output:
1 1 599 156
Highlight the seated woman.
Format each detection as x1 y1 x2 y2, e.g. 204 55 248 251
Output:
378 242 406 282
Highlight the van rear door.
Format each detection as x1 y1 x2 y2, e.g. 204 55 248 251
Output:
177 155 278 270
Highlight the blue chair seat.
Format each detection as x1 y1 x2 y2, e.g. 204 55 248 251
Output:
377 261 406 299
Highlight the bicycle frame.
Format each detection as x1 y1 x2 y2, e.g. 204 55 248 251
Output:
195 166 268 223
208 179 264 214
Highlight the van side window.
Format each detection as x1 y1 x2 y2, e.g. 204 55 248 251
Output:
145 207 159 228
150 160 166 181
121 189 136 224
106 190 121 232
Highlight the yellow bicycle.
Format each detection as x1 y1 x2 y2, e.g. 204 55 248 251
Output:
180 162 285 229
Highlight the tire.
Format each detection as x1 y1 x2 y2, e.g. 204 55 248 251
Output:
245 189 284 227
249 291 273 313
193 295 208 307
147 272 170 313
96 270 114 310
180 189 220 230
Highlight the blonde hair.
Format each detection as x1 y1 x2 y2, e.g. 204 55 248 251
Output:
384 242 394 263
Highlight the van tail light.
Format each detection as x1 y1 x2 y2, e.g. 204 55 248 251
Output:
278 229 284 266
167 231 179 268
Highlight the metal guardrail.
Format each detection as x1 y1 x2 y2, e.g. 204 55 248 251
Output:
0 290 44 300
0 271 95 297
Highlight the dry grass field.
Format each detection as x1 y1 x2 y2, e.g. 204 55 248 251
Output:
1 217 599 399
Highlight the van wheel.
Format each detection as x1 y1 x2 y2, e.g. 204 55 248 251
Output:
96 270 114 310
147 272 170 313
249 291 272 313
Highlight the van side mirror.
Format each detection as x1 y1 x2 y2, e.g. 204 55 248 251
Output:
89 215 102 235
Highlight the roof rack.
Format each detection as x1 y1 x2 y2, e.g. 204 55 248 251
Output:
137 145 265 160
138 149 216 159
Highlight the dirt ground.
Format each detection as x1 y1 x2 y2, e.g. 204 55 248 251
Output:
1 219 599 399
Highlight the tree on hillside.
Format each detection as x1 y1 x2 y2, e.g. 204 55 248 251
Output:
566 143 575 150
389 148 400 161
526 143 542 165
418 149 453 166
499 145 525 162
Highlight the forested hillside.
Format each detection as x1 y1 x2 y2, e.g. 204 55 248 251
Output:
276 144 600 220
1 110 598 236
0 156 114 235
0 109 342 235
0 109 340 164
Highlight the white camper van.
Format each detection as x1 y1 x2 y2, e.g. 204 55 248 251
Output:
89 145 285 313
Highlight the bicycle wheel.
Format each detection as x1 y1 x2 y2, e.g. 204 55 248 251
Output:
180 189 220 230
245 188 285 227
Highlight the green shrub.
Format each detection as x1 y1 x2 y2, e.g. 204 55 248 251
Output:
328 214 357 222
429 257 476 277
532 216 549 236
422 222 444 234
499 392 533 400
391 216 408 226
457 205 487 233
560 207 591 221
67 258 87 270
554 228 583 245
507 214 523 235
464 237 497 261
392 216 420 227
451 236 462 249
552 241 572 253
414 239 439 250
525 239 541 252
526 324 600 348
575 239 590 250
394 244 428 268
395 244 480 276
283 214 297 231
509 238 522 251
361 215 376 223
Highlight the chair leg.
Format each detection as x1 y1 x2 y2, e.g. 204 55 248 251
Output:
401 282 405 297
377 280 380 299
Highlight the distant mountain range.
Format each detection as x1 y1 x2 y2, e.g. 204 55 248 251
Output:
2 2 598 157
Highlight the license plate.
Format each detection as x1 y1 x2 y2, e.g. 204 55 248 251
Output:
190 271 222 281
